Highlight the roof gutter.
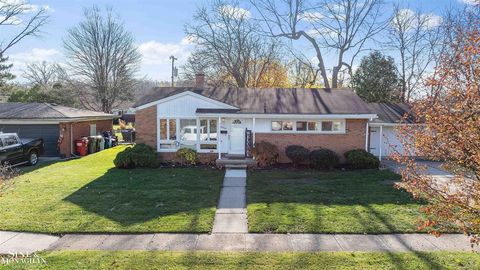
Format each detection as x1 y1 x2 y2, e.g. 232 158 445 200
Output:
0 116 116 124
195 113 378 120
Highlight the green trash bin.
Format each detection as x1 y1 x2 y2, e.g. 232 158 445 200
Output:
88 136 97 154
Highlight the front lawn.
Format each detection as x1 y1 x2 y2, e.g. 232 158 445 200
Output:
1 251 478 270
0 146 223 233
247 169 424 233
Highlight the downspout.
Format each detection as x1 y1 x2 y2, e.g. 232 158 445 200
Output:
70 122 74 157
365 121 369 151
217 117 221 160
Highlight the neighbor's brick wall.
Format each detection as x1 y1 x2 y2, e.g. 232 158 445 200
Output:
58 119 113 157
135 106 157 149
255 119 368 163
157 152 218 165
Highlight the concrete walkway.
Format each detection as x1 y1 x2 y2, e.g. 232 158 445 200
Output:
212 169 248 234
0 231 59 253
0 232 475 252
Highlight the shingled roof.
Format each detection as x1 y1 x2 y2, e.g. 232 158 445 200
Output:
368 103 413 123
135 87 374 115
0 102 114 120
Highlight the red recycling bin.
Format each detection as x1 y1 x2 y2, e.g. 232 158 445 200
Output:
75 138 89 156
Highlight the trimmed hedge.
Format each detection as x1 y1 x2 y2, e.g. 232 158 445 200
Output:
344 149 380 169
176 148 198 165
114 144 158 169
251 141 279 167
285 145 310 166
309 148 340 170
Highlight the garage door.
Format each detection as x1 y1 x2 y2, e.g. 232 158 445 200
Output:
369 126 407 158
0 124 60 157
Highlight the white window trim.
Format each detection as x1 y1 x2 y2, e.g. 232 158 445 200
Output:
157 117 219 153
270 119 346 134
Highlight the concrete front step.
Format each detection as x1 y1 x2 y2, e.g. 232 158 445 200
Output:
225 164 247 169
216 157 256 168
225 154 246 159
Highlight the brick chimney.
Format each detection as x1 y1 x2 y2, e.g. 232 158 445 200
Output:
195 73 205 89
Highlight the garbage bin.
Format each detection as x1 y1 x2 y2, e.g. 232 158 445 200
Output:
88 136 97 154
121 129 132 142
98 136 105 151
75 138 88 156
103 131 112 149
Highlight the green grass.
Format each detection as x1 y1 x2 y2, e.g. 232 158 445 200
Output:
247 169 424 233
1 251 479 270
0 146 223 233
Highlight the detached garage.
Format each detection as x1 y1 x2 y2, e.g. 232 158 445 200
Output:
0 102 115 157
367 103 414 160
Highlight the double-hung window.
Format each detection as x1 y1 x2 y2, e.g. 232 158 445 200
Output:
159 119 178 149
271 120 345 133
271 121 294 131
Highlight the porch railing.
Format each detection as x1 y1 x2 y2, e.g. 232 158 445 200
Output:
245 128 253 157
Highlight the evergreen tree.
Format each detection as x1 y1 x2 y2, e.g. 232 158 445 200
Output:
0 52 15 94
351 51 400 103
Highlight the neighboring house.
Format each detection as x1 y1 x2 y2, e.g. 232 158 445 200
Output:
367 103 413 160
112 108 136 125
0 102 115 157
133 75 377 163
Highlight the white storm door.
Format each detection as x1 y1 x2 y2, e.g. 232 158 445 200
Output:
229 127 245 155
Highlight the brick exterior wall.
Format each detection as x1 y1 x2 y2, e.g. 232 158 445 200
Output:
255 119 368 163
135 106 157 149
58 119 113 158
157 152 218 165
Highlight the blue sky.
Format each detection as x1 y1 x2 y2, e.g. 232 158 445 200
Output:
2 0 476 83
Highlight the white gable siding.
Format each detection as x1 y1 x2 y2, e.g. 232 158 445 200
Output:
156 94 233 118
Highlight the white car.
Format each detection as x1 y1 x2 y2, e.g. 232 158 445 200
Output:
180 125 217 142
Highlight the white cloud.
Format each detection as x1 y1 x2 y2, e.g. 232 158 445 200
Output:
0 1 54 26
137 38 193 81
9 48 62 79
393 9 442 30
138 40 191 65
301 12 324 22
459 0 480 5
421 13 442 28
219 5 250 20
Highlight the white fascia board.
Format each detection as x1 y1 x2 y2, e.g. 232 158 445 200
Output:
195 113 378 119
0 119 62 124
368 122 420 127
134 91 238 111
0 117 114 125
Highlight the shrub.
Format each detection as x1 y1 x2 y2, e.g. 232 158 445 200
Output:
344 149 380 169
285 145 310 166
176 148 198 165
0 162 20 181
114 144 158 169
251 141 279 167
309 148 340 170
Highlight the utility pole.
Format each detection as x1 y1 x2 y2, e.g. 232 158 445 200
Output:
169 55 178 87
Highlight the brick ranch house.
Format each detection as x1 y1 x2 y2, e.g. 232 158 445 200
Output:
0 102 115 157
133 75 392 164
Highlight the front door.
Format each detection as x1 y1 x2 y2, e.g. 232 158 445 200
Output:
229 127 245 155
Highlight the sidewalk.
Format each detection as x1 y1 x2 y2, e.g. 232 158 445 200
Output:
1 231 476 253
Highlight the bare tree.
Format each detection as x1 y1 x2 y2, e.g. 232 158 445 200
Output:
250 0 386 88
387 5 443 102
286 48 321 87
185 0 285 88
0 0 49 54
63 6 141 113
23 61 66 89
